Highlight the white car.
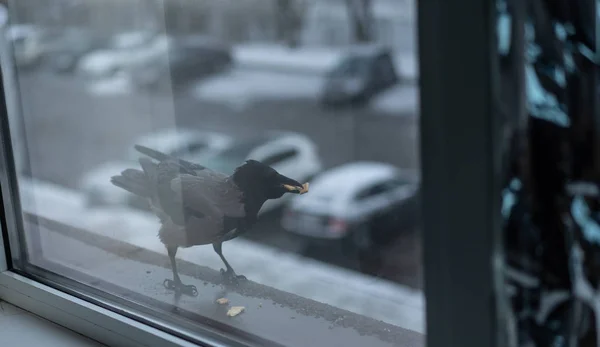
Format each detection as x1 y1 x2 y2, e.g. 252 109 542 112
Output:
282 162 420 249
78 31 165 78
80 128 232 207
200 131 323 214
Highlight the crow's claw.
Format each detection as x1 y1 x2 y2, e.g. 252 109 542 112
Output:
164 279 177 290
220 268 247 285
163 279 198 297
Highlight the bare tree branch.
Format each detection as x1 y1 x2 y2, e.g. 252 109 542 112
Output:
275 0 304 47
345 0 374 43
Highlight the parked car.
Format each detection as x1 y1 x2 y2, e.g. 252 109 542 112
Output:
6 24 44 69
77 31 162 78
131 35 232 91
282 162 420 250
320 45 399 107
79 128 232 207
45 28 107 73
200 131 323 214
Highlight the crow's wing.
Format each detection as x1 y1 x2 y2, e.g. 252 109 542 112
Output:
159 216 226 247
111 169 150 198
170 171 245 219
136 158 173 221
165 172 244 246
138 157 158 184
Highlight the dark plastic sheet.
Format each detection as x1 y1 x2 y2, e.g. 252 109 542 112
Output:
498 0 599 345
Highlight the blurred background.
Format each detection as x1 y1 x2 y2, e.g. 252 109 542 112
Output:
6 0 421 289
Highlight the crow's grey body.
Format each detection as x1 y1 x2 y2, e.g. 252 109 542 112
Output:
111 152 249 296
111 144 306 296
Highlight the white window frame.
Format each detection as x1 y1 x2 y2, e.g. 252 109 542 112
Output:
0 0 505 346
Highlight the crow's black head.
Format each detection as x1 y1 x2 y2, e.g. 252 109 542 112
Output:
232 160 308 200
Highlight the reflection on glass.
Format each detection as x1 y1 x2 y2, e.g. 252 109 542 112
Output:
4 0 423 346
498 0 599 346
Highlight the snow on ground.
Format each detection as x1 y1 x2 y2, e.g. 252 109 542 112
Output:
85 68 419 117
85 73 133 97
190 69 324 109
82 43 419 117
393 53 419 82
19 178 425 333
370 84 419 116
233 43 343 75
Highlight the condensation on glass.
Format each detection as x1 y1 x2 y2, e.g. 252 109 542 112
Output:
0 0 423 346
498 0 599 345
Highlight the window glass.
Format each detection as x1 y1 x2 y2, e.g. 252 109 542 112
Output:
374 53 397 84
170 142 208 157
3 0 423 345
328 55 369 78
185 142 208 153
385 178 410 189
262 149 298 166
356 182 389 200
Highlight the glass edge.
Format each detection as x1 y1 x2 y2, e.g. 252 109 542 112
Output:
0 2 27 270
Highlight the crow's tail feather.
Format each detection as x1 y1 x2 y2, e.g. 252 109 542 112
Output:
110 172 151 198
134 144 208 171
138 157 158 182
121 168 146 181
134 144 170 162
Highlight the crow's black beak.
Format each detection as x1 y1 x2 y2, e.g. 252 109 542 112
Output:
279 175 309 194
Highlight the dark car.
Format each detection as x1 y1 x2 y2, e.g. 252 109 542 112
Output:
320 45 399 108
45 29 106 73
131 36 232 91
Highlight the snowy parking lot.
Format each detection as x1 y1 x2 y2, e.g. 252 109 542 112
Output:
82 43 419 116
85 67 419 117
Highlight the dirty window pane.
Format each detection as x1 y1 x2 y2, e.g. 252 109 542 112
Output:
3 0 423 346
262 149 298 166
497 0 599 346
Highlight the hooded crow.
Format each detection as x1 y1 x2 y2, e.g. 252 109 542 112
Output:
110 144 309 296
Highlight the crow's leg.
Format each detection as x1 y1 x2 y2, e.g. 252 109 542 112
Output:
213 242 247 284
163 246 198 297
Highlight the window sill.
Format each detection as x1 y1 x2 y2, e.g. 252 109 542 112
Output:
0 300 104 347
3 178 425 347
